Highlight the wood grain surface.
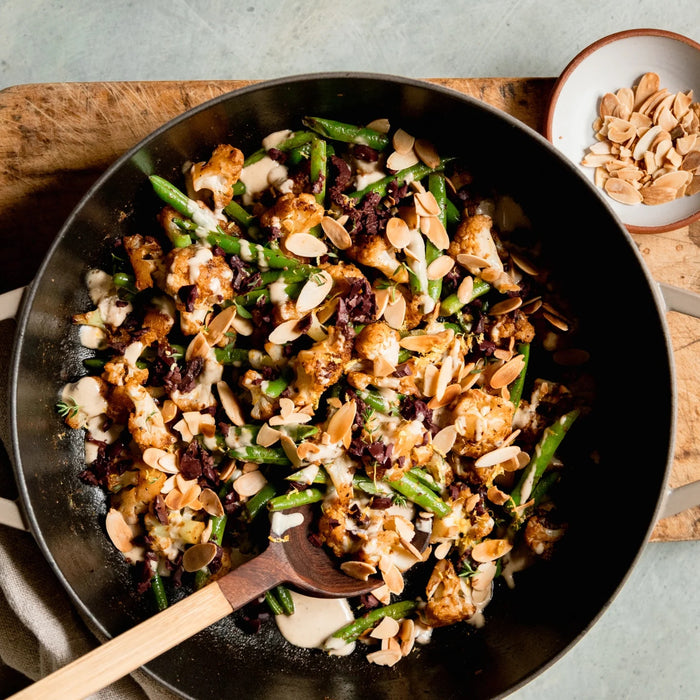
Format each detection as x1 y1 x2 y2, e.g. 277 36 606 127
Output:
0 78 697 540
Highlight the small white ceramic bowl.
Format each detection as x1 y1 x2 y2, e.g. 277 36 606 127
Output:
545 28 700 234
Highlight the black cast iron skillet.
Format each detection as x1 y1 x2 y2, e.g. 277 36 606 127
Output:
5 73 690 698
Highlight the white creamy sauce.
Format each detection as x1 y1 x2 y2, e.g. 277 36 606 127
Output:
518 461 537 504
262 129 293 150
187 245 213 283
61 376 108 428
268 278 290 306
186 200 220 233
501 547 536 589
79 324 107 350
270 510 304 537
123 341 143 367
240 155 290 205
86 269 132 327
275 591 353 650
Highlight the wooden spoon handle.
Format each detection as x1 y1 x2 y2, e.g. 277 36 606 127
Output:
8 582 233 700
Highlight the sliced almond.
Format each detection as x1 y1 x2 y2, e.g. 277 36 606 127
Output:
216 380 246 426
142 447 168 469
370 616 400 639
379 557 404 594
456 253 490 272
366 117 391 134
634 72 660 109
603 178 643 204
160 399 178 424
427 383 461 409
279 433 302 468
398 328 453 353
392 128 415 154
199 488 225 518
387 149 419 171
431 425 457 455
366 648 402 667
474 444 521 469
414 191 441 217
386 216 412 249
205 305 236 346
340 560 377 581
185 332 210 361
256 423 281 447
426 255 455 280
105 508 133 552
373 287 391 319
268 318 304 345
285 233 328 258
156 451 179 474
641 184 678 205
421 215 449 250
456 276 474 304
471 538 513 563
296 270 333 314
233 470 268 497
489 354 526 389
182 542 218 572
321 216 352 250
383 293 406 330
399 618 416 657
434 356 453 402
487 485 510 506
488 297 522 316
414 138 440 168
327 401 357 445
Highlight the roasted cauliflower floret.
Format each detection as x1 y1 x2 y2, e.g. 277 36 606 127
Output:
125 383 175 450
523 505 568 559
347 235 408 283
260 192 324 239
288 326 353 409
449 388 515 459
321 261 369 294
190 144 245 212
318 498 358 558
123 234 164 291
159 244 234 334
354 322 401 368
488 312 535 345
240 368 278 421
422 559 476 627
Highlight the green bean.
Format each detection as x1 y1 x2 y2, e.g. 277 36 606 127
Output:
286 142 312 166
510 409 580 509
531 470 561 506
302 116 389 151
228 444 290 465
327 600 417 645
223 199 255 227
268 487 325 511
274 585 295 615
214 344 250 366
262 375 290 399
207 231 309 271
407 467 441 494
427 173 447 303
353 473 384 496
232 180 246 196
439 277 491 316
265 589 284 615
349 157 455 201
151 571 169 612
385 472 450 517
509 343 530 407
286 465 330 484
309 136 327 205
446 198 461 226
168 218 194 247
245 483 277 520
243 131 317 167
113 272 136 293
356 388 400 416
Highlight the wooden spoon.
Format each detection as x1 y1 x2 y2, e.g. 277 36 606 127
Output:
9 505 380 700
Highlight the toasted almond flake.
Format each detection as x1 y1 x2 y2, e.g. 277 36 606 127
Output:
379 556 404 594
200 488 225 517
426 255 455 281
490 354 526 389
457 276 474 304
242 462 259 473
231 314 254 336
218 459 236 482
373 356 396 378
321 216 352 250
370 616 401 640
295 270 333 314
493 348 513 362
340 560 377 581
672 91 693 119
205 305 236 346
185 332 210 361
268 318 303 345
456 253 490 272
200 519 213 544
366 117 391 134
105 508 133 552
216 381 246 426
414 138 440 168
427 383 461 409
487 485 510 506
164 488 185 510
435 357 453 402
296 442 321 461
372 583 392 605
422 363 439 397
327 401 357 445
434 540 452 560
581 152 615 168
386 216 412 249
383 293 406 330
285 233 328 258
471 538 513 563
399 619 416 657
634 73 661 108
386 515 415 543
681 151 700 172
432 425 457 455
472 561 497 591
641 184 678 205
373 287 391 319
543 311 569 331
489 297 522 316
157 452 179 474
604 177 643 204
398 328 453 353
414 190 440 217
387 149 419 171
179 483 202 510
421 215 449 250
393 128 415 154
256 423 281 447
182 542 218 573
279 433 302 468
366 648 402 667
520 297 542 314
160 399 178 423
474 444 521 468
599 92 620 118
233 470 268 497
142 447 167 469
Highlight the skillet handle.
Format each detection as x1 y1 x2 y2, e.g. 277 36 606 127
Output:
656 282 700 520
0 286 30 530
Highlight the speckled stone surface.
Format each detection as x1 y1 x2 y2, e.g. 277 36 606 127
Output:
0 2 698 698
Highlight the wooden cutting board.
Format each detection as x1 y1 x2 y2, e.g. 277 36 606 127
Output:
0 78 697 541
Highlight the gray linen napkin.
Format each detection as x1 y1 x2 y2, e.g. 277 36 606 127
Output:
0 316 179 699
